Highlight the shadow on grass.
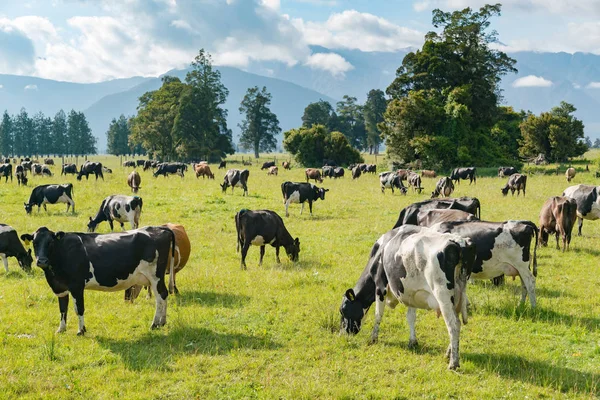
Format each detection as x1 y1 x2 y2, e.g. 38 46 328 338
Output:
465 352 599 396
273 259 332 271
481 303 600 330
174 290 249 308
571 247 600 257
3 270 32 279
96 326 279 371
534 286 574 299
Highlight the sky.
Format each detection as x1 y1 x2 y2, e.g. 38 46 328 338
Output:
0 0 599 83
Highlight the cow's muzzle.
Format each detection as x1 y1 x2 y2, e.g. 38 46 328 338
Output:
36 257 49 267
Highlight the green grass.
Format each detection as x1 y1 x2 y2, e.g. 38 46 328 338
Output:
1 154 600 398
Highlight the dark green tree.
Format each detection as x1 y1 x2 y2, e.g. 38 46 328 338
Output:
238 86 280 158
0 111 14 156
52 110 68 155
490 106 525 165
67 110 97 155
336 95 366 150
302 100 339 131
363 89 387 154
33 112 53 156
13 108 33 156
106 115 131 156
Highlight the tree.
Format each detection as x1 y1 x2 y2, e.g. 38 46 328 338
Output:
593 138 600 149
336 95 366 150
13 108 33 156
490 106 525 166
107 115 131 156
238 86 280 158
67 110 97 155
585 136 593 149
283 124 363 167
0 111 14 156
52 110 68 155
302 100 338 131
363 89 387 154
33 112 53 156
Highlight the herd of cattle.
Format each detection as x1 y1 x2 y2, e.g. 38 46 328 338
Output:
1 156 598 371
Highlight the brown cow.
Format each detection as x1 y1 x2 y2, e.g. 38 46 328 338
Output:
305 168 323 183
539 196 578 251
282 161 291 170
421 170 437 178
124 223 191 300
127 171 141 193
565 167 576 182
267 166 278 176
416 209 478 227
395 169 411 181
195 164 215 179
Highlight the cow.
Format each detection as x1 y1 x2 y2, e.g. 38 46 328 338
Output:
431 177 455 198
44 158 54 166
194 164 214 179
123 160 136 168
24 184 75 214
221 169 249 196
61 163 78 176
305 168 323 183
235 209 300 269
31 163 50 177
566 167 576 182
339 225 476 369
352 165 362 179
3 158 9 164
333 167 345 178
539 196 577 251
261 161 276 170
365 164 377 174
20 226 175 334
87 195 143 232
281 181 328 217
282 161 291 170
143 160 154 171
393 197 481 228
451 167 476 184
128 171 141 193
562 184 600 236
421 170 437 178
153 163 185 178
15 165 27 186
501 174 527 196
0 224 33 273
218 160 227 169
124 223 191 300
136 160 146 167
498 167 518 177
322 166 335 178
103 167 112 174
407 172 423 194
267 166 278 176
0 163 12 182
417 209 478 227
379 171 407 195
21 160 32 172
395 169 411 181
77 162 104 181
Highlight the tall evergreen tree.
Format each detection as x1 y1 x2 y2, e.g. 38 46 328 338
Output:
14 108 33 156
363 89 387 154
238 86 280 158
0 111 14 156
336 95 366 150
52 110 68 155
33 112 53 156
107 115 131 156
67 110 96 155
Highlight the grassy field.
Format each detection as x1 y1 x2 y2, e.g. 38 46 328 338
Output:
1 154 600 399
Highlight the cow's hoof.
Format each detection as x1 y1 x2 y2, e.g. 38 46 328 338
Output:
56 327 66 334
368 337 378 345
408 340 418 349
448 362 459 370
77 328 86 336
151 323 160 330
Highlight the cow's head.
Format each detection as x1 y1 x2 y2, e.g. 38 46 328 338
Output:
24 202 33 214
87 217 98 233
16 248 33 272
21 176 28 186
339 288 365 334
220 181 229 192
284 238 300 262
20 227 65 269
500 185 510 196
315 187 329 200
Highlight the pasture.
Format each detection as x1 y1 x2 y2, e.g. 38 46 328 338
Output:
1 155 600 399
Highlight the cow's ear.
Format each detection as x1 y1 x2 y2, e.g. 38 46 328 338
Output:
345 288 355 301
324 189 330 192
294 237 300 248
55 231 66 240
89 217 93 222
27 248 32 255
20 234 33 245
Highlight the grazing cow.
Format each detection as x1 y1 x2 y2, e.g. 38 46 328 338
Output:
305 168 323 183
153 163 185 178
432 220 538 306
417 209 478 227
282 161 291 170
539 196 577 251
267 166 278 176
0 163 12 182
365 164 377 174
352 165 362 179
77 162 104 181
431 177 455 198
501 173 527 196
61 163 78 176
31 163 49 176
143 160 154 171
379 171 407 195
103 167 112 174
281 181 328 217
0 224 33 273
421 170 437 178
393 197 481 228
562 184 600 236
566 167 576 182
218 160 227 169
498 167 518 177
123 160 136 168
20 226 174 334
221 169 250 196
261 161 276 170
451 167 476 184
407 172 423 194
87 195 143 232
15 165 27 186
136 160 146 167
322 166 335 178
128 171 141 193
21 161 32 172
235 209 300 269
194 164 214 179
340 225 476 369
44 158 54 166
395 169 411 181
25 184 75 214
333 167 345 178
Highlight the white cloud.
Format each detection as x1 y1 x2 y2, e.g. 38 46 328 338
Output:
587 82 600 89
413 0 600 15
512 75 553 87
0 85 3 89
24 84 37 90
305 53 354 77
573 83 581 89
260 0 280 10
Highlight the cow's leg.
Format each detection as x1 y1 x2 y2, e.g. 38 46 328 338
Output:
71 289 86 335
1 254 8 272
556 232 560 250
259 245 265 266
43 204 47 212
578 217 583 236
437 292 461 369
149 275 168 329
369 297 386 344
285 200 290 217
108 220 114 231
241 242 250 269
57 294 69 333
300 202 304 215
120 222 125 231
407 307 418 348
517 268 536 307
308 201 313 216
275 246 281 263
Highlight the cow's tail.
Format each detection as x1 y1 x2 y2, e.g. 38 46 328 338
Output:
164 226 176 295
235 209 248 253
66 183 74 198
532 223 538 278
281 182 288 204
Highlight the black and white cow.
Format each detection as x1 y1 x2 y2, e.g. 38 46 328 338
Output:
87 195 143 232
77 161 104 181
235 209 300 269
501 173 527 196
15 165 27 186
0 163 12 182
340 225 476 369
432 220 538 306
21 160 32 172
24 184 75 214
498 167 518 177
322 166 335 179
31 163 52 177
123 160 136 168
563 184 600 236
333 167 345 178
451 167 476 184
136 159 146 167
352 165 362 179
281 181 328 217
153 162 185 178
393 197 481 228
0 224 33 273
379 171 407 195
20 226 175 334
221 169 249 196
417 209 478 227
61 163 78 176
407 172 423 194
261 161 276 170
431 177 455 198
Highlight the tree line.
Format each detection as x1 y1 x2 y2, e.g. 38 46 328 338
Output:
0 108 96 157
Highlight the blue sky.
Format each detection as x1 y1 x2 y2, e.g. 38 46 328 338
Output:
0 0 598 82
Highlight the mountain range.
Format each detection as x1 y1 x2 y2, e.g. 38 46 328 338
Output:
1 48 600 152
